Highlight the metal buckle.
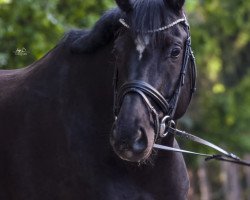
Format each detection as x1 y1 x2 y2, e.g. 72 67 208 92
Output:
159 116 176 138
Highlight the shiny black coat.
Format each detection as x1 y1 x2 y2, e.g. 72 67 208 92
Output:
0 7 189 200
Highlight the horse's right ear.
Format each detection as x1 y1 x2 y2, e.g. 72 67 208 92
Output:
115 0 133 13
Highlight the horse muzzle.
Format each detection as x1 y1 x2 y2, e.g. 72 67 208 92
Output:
110 122 152 162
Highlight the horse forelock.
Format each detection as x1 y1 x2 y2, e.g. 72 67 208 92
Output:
125 0 183 47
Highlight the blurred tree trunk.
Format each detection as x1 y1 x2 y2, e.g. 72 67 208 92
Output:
198 161 211 200
188 169 195 200
244 155 250 200
221 162 242 200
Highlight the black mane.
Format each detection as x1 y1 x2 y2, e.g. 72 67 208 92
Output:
61 30 90 46
70 8 121 54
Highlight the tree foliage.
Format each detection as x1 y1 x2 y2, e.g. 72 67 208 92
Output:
185 0 250 156
0 0 114 68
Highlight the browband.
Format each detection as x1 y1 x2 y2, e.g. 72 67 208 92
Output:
119 18 186 33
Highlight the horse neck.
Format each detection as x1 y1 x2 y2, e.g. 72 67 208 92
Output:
53 42 115 133
24 40 114 120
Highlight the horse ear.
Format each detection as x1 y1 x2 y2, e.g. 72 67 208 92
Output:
115 0 133 13
166 0 185 11
70 9 121 53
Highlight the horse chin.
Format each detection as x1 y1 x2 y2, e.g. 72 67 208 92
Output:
118 151 151 163
116 151 152 163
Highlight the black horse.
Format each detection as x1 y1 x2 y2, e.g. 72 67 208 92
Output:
0 0 195 199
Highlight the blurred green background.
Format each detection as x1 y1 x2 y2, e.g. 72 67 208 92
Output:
0 0 250 199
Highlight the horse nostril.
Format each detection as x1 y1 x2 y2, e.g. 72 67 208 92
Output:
132 129 147 154
134 129 142 141
111 124 148 156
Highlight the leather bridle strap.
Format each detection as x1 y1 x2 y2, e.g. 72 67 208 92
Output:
115 81 168 139
116 87 161 138
154 127 250 166
116 81 169 114
167 36 193 117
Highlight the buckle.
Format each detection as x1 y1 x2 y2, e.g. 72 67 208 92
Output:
159 116 176 138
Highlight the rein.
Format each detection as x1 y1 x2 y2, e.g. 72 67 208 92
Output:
154 126 250 167
114 16 250 167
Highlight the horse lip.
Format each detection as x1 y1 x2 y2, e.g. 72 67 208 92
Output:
114 147 153 163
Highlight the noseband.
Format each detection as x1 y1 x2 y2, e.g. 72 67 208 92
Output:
114 16 197 140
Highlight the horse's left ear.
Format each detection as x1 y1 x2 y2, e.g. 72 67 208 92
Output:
166 0 185 11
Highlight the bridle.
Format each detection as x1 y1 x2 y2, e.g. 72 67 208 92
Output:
113 15 250 166
114 16 196 137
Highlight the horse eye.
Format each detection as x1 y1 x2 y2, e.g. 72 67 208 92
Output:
171 48 181 58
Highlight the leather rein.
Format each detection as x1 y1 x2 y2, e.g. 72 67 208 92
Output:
113 16 250 167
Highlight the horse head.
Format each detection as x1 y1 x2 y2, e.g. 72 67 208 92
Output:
110 0 196 162
70 0 196 163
